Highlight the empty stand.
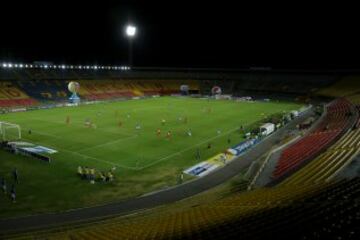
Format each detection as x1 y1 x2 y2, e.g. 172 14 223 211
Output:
0 82 37 107
272 99 354 180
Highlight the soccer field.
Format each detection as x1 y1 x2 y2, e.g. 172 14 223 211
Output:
0 97 301 217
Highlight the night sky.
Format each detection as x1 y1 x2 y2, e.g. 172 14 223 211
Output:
1 1 359 69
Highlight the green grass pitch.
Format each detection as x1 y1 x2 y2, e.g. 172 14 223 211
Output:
0 97 301 217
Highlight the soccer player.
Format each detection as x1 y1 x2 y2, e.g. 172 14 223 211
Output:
161 119 166 126
77 166 84 178
187 129 192 137
156 128 161 137
28 129 32 135
118 120 123 128
179 173 184 184
84 118 91 128
207 143 212 149
90 168 95 184
99 172 106 182
184 116 188 124
217 129 222 135
166 130 172 139
66 116 70 125
195 148 201 160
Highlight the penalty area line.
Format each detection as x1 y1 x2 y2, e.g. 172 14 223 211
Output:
77 135 138 153
21 137 137 170
61 148 138 170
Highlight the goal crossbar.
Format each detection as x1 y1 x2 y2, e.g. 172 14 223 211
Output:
0 121 22 141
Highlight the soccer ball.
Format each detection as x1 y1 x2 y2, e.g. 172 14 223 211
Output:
68 81 80 93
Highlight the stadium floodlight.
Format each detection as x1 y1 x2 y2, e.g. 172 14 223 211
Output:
125 24 137 67
2 63 7 68
61 65 66 69
19 64 23 68
126 25 137 37
8 63 13 68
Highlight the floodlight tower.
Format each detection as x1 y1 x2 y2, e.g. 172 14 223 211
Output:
125 24 137 67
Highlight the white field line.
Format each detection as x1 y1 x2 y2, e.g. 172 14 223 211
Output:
59 148 138 170
139 126 240 170
77 135 138 153
31 130 60 139
20 136 137 170
28 117 135 137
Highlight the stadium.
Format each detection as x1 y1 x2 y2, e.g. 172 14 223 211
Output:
1 2 360 240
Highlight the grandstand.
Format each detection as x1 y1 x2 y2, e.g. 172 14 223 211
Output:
0 67 359 239
272 98 355 181
0 82 37 107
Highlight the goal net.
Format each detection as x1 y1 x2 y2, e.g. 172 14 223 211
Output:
0 122 22 141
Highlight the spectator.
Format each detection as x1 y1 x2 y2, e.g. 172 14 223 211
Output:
1 178 7 194
12 168 19 184
10 185 16 203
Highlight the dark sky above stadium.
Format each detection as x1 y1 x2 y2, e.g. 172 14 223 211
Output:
0 1 359 69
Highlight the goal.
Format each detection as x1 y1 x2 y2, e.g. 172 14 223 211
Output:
0 122 22 141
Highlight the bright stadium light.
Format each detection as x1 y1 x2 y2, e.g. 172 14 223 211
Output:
126 25 136 37
8 63 13 68
125 24 137 67
2 63 7 68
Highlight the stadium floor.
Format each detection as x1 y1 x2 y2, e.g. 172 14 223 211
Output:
0 107 314 233
0 97 301 219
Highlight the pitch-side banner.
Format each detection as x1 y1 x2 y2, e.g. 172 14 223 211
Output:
228 138 259 156
184 153 235 177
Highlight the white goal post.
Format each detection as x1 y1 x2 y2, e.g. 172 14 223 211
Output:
0 122 22 141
